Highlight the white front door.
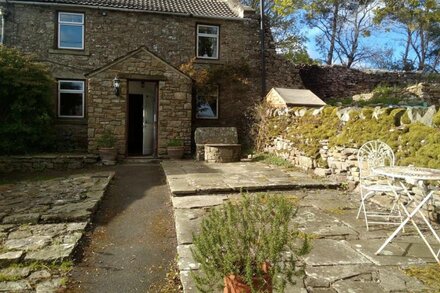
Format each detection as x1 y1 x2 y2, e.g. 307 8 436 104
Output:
142 93 154 155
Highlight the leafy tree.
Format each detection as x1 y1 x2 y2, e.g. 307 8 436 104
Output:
299 0 380 67
374 0 440 71
333 0 380 68
426 22 440 72
302 0 347 65
0 46 56 154
241 0 314 63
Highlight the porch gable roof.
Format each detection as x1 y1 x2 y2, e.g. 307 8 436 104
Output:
85 46 192 81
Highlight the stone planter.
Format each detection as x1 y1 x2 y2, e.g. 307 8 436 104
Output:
167 146 185 159
205 144 241 163
98 148 117 165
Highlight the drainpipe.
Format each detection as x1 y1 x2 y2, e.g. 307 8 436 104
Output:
260 0 267 99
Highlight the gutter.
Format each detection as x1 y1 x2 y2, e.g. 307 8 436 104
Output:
0 0 249 21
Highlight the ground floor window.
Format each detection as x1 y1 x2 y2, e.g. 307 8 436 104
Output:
58 80 85 118
196 85 218 119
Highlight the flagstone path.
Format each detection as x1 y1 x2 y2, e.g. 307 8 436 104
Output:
0 172 114 292
162 161 440 293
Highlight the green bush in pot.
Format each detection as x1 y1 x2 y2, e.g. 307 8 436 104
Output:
191 194 310 293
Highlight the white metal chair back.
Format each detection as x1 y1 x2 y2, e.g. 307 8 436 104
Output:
356 140 404 231
357 140 395 183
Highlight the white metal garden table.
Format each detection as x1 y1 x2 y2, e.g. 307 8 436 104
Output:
372 166 440 263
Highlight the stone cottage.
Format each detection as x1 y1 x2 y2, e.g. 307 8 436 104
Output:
0 0 303 157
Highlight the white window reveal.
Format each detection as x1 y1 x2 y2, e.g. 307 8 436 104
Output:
58 80 85 118
196 85 219 119
197 25 219 59
0 9 4 45
58 12 84 49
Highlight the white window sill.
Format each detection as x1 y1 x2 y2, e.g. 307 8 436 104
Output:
194 59 223 65
49 48 90 56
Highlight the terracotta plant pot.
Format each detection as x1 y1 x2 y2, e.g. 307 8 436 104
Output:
99 147 117 165
224 263 272 293
167 146 185 159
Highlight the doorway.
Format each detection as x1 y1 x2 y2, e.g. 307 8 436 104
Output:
127 81 157 156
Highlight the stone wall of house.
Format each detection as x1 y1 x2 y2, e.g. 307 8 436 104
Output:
298 64 439 100
0 154 98 173
1 3 269 151
87 49 193 156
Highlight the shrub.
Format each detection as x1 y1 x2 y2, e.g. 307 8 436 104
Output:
96 130 116 148
167 139 183 147
0 46 56 155
191 194 309 292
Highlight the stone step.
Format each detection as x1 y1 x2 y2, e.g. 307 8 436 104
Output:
122 157 161 165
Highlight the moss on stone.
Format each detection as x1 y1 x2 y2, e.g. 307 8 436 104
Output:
401 112 411 124
433 110 440 128
257 104 440 168
405 264 440 292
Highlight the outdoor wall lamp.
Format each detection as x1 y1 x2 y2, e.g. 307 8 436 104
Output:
113 76 120 96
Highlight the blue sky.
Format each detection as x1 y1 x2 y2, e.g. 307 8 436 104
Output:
298 11 413 69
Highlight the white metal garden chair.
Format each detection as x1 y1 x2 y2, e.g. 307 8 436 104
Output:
357 140 404 230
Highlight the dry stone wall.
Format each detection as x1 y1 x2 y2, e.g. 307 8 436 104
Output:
0 154 98 173
262 105 440 220
298 64 439 101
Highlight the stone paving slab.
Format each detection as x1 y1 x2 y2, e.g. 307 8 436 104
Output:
304 239 372 266
349 237 440 266
0 172 114 224
171 190 436 292
166 163 438 292
162 161 340 196
0 171 114 292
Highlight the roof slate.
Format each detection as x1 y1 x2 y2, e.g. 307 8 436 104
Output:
13 0 240 18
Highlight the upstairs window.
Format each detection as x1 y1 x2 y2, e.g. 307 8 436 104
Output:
58 80 85 118
58 12 84 50
197 25 219 59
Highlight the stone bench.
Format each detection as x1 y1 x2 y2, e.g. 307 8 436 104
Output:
204 144 241 163
194 127 240 161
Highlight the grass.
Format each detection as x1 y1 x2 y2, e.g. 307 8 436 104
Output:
252 153 296 169
0 260 73 283
404 264 440 291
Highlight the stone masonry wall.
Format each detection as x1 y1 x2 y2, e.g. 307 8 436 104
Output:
298 64 438 100
0 154 98 173
87 49 192 156
1 3 269 151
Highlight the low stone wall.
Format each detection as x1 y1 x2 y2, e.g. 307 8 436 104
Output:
260 105 440 219
0 154 99 173
298 64 440 101
265 137 440 220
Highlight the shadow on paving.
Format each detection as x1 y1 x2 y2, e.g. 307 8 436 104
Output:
64 163 176 293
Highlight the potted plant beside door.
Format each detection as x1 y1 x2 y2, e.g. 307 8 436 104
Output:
167 138 185 159
191 194 310 293
96 129 117 165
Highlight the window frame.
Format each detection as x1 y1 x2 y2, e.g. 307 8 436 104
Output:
195 85 219 120
58 80 85 119
57 12 85 50
196 24 220 60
